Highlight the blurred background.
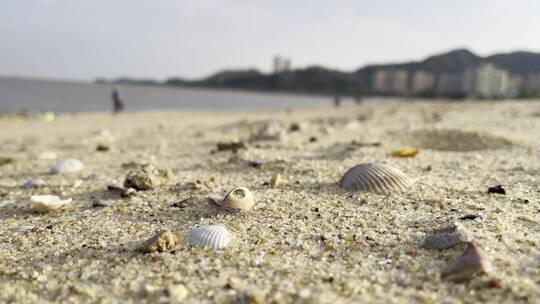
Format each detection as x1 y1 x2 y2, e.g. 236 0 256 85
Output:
2 0 540 113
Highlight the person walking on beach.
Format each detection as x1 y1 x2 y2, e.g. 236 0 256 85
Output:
111 87 125 113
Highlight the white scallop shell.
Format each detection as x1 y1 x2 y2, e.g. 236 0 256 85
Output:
339 163 413 193
51 159 84 174
221 187 255 211
187 225 232 250
423 222 473 250
30 195 72 213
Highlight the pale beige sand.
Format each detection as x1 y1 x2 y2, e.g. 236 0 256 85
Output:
0 101 539 303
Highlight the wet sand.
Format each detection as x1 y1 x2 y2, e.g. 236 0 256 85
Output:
0 100 539 303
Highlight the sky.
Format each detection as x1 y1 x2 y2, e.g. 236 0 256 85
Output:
1 0 539 81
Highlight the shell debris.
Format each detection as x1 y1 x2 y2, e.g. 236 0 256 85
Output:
30 195 72 213
442 243 490 282
270 173 282 188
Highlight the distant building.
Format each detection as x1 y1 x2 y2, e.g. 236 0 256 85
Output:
436 74 464 95
273 55 291 73
372 69 409 94
463 64 509 98
525 73 540 94
411 71 435 94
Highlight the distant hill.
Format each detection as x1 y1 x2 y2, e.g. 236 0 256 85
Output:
101 48 540 96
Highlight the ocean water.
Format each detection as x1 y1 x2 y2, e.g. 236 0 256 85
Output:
0 77 353 113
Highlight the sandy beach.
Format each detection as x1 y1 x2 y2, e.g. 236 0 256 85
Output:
1 100 539 303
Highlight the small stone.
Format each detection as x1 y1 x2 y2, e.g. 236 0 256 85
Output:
235 287 267 304
92 199 113 208
141 230 177 253
122 188 137 197
123 165 170 191
488 185 506 195
216 141 247 153
171 197 195 208
308 136 317 143
124 170 155 190
459 214 481 221
22 179 47 189
0 157 14 166
96 143 110 152
167 284 188 303
252 122 285 141
270 173 281 188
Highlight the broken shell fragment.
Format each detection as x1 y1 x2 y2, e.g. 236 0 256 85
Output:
423 222 473 250
339 163 413 193
30 195 72 213
51 159 84 174
188 225 232 250
141 230 177 253
442 243 490 282
221 186 255 211
270 173 281 188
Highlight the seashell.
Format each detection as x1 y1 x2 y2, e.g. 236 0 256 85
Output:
22 178 47 189
37 151 57 160
442 243 490 282
339 163 413 193
423 222 473 250
141 230 177 253
221 186 255 211
30 195 72 213
51 159 84 174
188 225 232 250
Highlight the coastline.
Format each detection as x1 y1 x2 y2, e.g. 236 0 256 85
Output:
1 101 539 303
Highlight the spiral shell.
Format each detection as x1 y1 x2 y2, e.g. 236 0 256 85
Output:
339 163 413 193
187 225 232 250
221 187 255 211
51 159 84 174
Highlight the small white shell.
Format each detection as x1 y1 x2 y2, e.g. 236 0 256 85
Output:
423 222 473 250
188 225 232 250
30 195 72 213
51 159 84 174
339 163 413 193
221 187 255 211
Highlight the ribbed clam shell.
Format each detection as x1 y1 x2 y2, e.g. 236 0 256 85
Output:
188 225 232 250
51 159 84 174
339 163 413 193
423 222 473 250
221 187 255 211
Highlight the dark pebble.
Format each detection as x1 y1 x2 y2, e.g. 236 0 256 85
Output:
488 185 506 194
459 214 482 221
